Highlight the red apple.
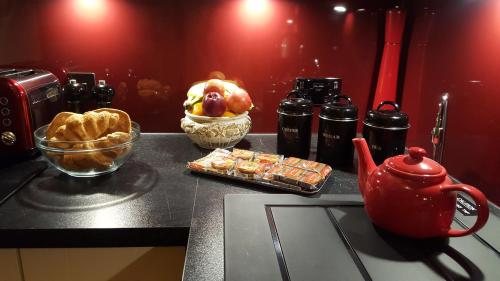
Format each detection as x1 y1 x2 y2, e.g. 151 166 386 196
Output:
204 79 225 96
227 88 252 114
203 92 226 117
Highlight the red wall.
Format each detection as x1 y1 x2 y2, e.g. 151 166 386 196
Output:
1 0 498 204
0 0 385 132
402 0 500 205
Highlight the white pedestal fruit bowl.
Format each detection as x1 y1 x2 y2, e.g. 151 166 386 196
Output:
180 110 251 149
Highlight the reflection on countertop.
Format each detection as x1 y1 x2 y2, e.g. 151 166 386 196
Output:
17 160 157 212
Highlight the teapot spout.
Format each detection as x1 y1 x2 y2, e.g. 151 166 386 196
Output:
352 138 377 196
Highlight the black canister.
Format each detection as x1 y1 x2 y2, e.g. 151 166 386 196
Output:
294 77 342 105
92 80 115 108
277 98 313 159
317 95 358 168
362 101 410 165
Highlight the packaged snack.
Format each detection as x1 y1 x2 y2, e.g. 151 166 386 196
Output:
270 164 304 185
187 149 330 194
297 170 324 190
231 149 254 160
282 167 306 185
210 158 235 175
320 165 332 178
267 164 285 175
301 160 331 178
187 148 231 172
300 160 325 174
252 153 281 173
283 157 301 166
283 158 332 179
269 162 329 190
254 153 283 164
235 160 265 179
268 164 291 182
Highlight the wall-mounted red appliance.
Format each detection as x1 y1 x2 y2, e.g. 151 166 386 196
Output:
0 69 62 161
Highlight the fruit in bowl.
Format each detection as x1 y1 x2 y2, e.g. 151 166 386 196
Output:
204 79 226 95
181 79 253 149
183 79 253 117
227 88 252 114
203 92 226 117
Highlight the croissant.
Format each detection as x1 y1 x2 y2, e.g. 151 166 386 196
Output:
46 108 132 171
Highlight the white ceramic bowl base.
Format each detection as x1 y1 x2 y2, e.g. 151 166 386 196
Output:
180 111 251 149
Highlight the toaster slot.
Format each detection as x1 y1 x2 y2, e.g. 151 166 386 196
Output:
0 69 18 76
3 69 36 78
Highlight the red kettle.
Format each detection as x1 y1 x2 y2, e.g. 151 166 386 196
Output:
352 138 489 238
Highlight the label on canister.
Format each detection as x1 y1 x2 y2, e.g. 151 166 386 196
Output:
282 127 300 140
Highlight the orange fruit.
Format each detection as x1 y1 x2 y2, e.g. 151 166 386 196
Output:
192 102 204 115
222 111 236 117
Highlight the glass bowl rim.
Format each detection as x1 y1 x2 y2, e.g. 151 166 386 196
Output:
34 121 140 153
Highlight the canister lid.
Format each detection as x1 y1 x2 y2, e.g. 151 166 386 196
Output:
320 95 358 120
364 101 409 129
278 98 313 115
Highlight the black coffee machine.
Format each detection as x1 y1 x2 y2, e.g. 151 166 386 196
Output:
63 72 115 113
293 77 342 105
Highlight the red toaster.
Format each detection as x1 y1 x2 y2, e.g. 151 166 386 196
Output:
0 69 63 160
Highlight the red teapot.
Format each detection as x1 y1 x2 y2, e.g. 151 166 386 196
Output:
352 138 489 238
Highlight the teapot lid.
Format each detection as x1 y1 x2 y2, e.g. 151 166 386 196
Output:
385 147 446 179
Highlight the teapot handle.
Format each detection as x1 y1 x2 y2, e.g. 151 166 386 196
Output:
440 184 489 237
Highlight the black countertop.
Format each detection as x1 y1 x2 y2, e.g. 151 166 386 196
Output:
0 134 361 280
181 135 360 281
1 134 499 281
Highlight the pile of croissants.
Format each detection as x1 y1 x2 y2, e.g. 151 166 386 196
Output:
46 108 132 171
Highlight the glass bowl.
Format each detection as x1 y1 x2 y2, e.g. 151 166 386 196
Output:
34 122 140 177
